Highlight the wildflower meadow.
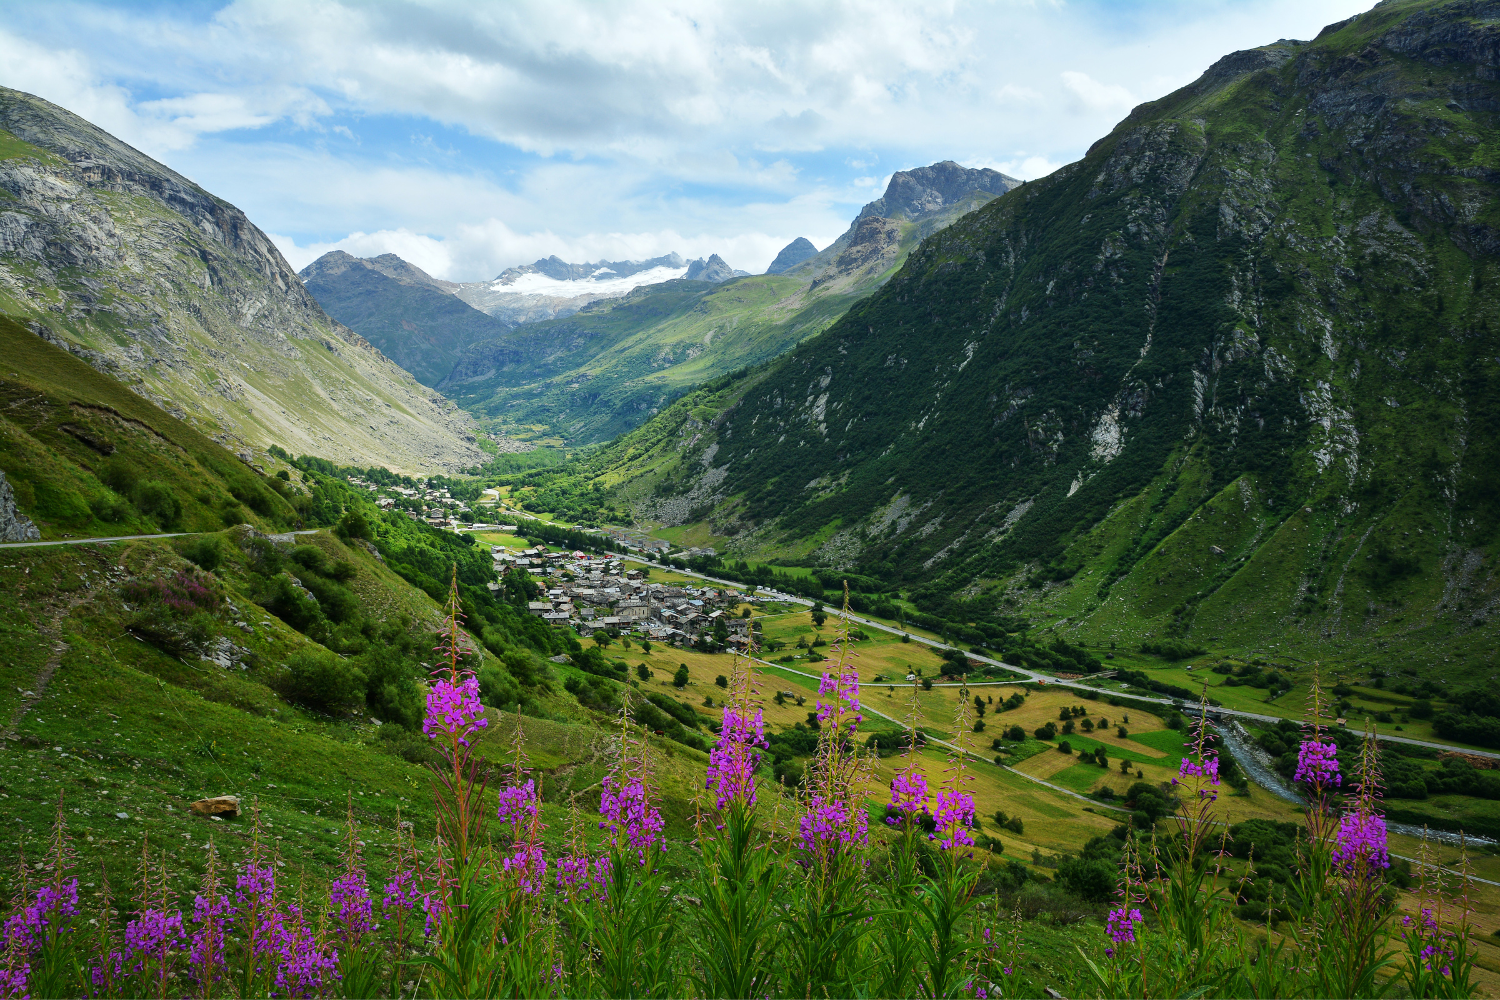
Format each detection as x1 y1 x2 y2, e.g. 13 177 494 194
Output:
0 576 1483 998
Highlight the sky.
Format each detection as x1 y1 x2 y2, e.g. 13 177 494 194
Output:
0 0 1375 281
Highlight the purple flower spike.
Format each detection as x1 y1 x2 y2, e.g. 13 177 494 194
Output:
1332 810 1390 872
423 673 488 746
329 871 373 943
1294 740 1341 788
798 793 869 852
932 789 975 850
381 870 420 915
497 779 541 828
816 667 862 732
600 773 665 860
705 705 767 810
1105 906 1143 946
886 770 929 826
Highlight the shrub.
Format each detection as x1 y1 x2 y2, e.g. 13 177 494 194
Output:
673 664 690 688
636 663 652 682
135 480 183 529
179 536 224 572
715 675 729 688
282 649 366 714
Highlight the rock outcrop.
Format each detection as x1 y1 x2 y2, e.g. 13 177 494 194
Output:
0 470 40 542
0 87 483 474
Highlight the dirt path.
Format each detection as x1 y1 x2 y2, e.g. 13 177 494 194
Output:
3 589 93 740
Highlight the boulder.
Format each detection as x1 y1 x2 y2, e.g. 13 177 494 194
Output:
190 795 240 818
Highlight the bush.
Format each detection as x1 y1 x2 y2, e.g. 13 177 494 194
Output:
282 649 366 714
135 480 183 529
636 663 652 682
478 665 522 709
715 675 729 688
673 664 690 688
179 536 224 572
1057 741 1072 754
1139 639 1207 660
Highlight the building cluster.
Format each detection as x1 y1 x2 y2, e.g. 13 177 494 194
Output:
345 476 474 529
488 545 752 647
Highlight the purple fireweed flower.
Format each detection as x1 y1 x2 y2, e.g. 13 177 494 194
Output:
423 672 488 746
599 774 664 859
1105 907 1143 946
236 863 276 908
705 705 767 810
328 871 374 942
2 878 79 960
188 892 235 980
555 853 609 905
886 770 930 827
0 962 29 998
120 908 187 977
267 914 338 998
496 779 541 829
502 842 549 895
381 870 420 915
815 668 863 732
798 793 870 853
1332 810 1390 872
1294 740 1342 788
932 789 976 850
1174 753 1221 801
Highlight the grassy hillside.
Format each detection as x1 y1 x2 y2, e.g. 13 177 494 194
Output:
0 317 301 538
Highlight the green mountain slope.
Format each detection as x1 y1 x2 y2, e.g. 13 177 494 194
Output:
440 163 1017 445
300 252 512 388
0 317 303 539
0 87 483 474
591 0 1500 674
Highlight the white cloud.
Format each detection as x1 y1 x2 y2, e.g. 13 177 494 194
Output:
0 0 1379 277
1060 70 1137 115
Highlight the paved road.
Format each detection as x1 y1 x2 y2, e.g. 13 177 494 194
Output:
1 529 321 550
621 555 1500 763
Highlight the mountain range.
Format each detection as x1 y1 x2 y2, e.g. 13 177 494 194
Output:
586 0 1500 674
0 86 482 474
434 161 1019 444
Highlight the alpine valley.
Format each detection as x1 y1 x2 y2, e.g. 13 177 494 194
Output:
11 4 1500 998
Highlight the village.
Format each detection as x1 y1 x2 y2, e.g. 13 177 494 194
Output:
487 543 755 650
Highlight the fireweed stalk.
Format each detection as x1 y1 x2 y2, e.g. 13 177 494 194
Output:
873 675 931 999
785 586 871 998
413 566 502 999
691 639 780 999
911 685 982 999
330 795 380 999
1291 666 1341 927
1151 703 1241 996
2 796 82 999
491 712 555 996
1398 833 1478 999
1318 721 1397 999
586 702 676 998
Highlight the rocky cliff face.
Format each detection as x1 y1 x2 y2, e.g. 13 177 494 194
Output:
0 470 40 542
0 87 483 474
606 0 1500 671
855 160 1020 222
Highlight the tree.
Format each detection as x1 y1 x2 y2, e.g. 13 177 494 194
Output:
1006 725 1026 742
636 663 652 682
1120 757 1133 774
640 639 652 654
673 664 689 688
1117 725 1129 738
921 677 933 691
973 719 986 733
810 602 827 627
715 675 729 688
593 632 612 649
973 694 986 717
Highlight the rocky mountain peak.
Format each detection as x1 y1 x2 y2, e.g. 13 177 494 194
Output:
857 160 1020 222
765 237 818 275
684 254 737 283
